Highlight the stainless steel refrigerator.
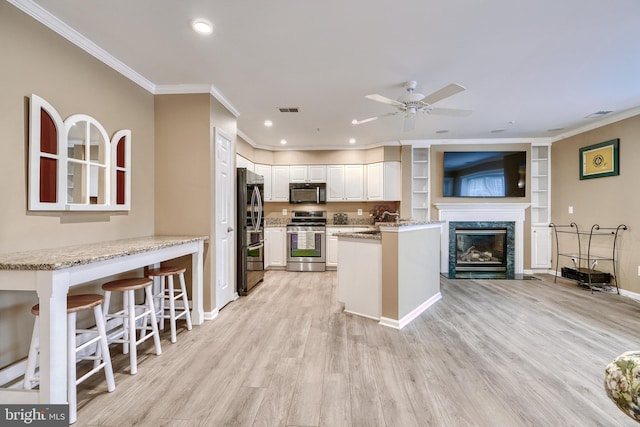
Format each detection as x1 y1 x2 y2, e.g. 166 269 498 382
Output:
237 168 265 295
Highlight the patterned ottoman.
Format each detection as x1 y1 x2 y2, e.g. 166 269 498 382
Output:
605 351 640 422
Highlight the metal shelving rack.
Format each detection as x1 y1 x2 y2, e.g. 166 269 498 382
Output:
549 223 627 294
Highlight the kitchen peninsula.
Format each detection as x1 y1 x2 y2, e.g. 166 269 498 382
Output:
337 221 442 329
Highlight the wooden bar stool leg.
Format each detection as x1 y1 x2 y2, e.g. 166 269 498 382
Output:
179 272 193 331
94 304 115 392
127 289 138 375
167 275 177 343
144 285 162 356
68 312 77 424
23 318 39 390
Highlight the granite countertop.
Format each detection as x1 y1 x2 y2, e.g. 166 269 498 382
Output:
375 220 444 228
264 218 375 227
0 235 209 271
336 230 382 240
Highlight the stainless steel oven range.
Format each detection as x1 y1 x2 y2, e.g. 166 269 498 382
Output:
286 210 326 272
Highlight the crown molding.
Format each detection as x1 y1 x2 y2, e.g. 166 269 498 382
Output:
8 0 156 93
236 131 402 151
549 106 640 142
154 84 240 117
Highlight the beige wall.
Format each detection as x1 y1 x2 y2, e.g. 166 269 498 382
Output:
551 115 640 293
155 94 237 313
0 3 155 367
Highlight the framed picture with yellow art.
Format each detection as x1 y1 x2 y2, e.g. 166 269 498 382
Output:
579 138 619 180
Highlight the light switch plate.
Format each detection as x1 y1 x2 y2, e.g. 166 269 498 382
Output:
568 206 574 214
357 209 363 216
282 208 287 216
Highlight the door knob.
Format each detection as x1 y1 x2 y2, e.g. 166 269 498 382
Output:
227 227 234 232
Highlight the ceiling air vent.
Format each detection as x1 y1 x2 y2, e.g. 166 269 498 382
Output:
585 110 614 119
278 107 299 113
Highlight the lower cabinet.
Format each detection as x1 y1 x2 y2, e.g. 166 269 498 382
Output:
327 227 373 269
265 227 286 268
531 226 552 269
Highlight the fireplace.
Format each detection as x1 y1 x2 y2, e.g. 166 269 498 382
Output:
448 221 515 278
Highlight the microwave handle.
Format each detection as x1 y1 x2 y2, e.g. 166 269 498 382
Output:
316 186 320 203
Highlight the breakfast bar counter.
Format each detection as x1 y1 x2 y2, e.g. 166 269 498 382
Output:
0 235 208 406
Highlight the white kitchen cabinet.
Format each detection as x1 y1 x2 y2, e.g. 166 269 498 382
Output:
289 165 326 183
271 166 290 202
327 164 364 201
366 161 401 201
236 154 254 172
254 164 272 201
531 225 552 270
327 227 372 269
265 227 286 268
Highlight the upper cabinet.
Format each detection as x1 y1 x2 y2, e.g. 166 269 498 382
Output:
327 164 364 201
236 155 254 172
29 94 131 211
289 165 326 183
254 164 272 201
366 161 400 201
272 165 290 201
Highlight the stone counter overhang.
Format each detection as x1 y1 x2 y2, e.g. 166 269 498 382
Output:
0 235 209 270
336 220 444 240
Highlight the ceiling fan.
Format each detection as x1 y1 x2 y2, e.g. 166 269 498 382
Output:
352 81 472 131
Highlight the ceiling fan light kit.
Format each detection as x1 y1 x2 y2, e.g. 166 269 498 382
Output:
354 81 471 131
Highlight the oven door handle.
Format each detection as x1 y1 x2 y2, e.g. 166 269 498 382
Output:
287 230 325 234
248 242 264 250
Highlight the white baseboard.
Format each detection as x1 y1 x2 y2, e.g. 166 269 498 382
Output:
343 309 380 321
379 292 442 330
204 309 219 321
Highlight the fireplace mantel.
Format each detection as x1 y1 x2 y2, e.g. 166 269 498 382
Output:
434 203 530 275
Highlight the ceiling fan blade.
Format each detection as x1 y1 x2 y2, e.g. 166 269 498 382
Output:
352 111 398 125
365 94 405 107
422 83 466 106
427 107 473 117
352 116 380 125
403 114 416 132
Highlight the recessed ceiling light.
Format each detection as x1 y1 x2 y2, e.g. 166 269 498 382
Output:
351 119 358 125
547 127 565 132
349 138 356 144
280 139 287 145
192 19 213 35
264 120 273 127
435 130 449 134
490 129 506 133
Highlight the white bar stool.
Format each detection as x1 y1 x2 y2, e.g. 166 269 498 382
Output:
24 294 116 424
147 266 193 343
101 277 162 375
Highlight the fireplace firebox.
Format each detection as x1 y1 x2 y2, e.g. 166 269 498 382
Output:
455 229 507 271
448 221 515 278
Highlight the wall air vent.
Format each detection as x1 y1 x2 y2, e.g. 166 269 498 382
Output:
278 107 299 113
585 110 614 119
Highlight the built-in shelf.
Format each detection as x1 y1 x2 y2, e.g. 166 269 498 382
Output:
411 147 429 221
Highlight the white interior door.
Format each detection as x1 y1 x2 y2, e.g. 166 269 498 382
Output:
214 128 236 309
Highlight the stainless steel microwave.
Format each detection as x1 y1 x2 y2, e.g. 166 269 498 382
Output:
289 183 326 204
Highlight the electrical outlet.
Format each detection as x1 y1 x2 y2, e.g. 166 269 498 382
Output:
568 206 574 214
282 208 287 216
357 209 363 216
637 265 640 276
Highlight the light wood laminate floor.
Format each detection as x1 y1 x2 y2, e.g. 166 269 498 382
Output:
75 271 640 426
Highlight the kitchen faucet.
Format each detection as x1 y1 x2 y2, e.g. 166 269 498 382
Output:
381 210 400 223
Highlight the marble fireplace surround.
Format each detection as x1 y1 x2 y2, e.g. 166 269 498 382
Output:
435 203 530 275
